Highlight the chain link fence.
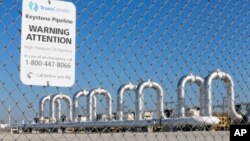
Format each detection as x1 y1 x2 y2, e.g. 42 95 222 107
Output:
0 0 249 140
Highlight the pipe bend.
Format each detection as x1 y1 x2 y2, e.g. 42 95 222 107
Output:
138 80 158 94
88 88 112 121
118 84 137 96
204 70 242 122
177 74 204 117
40 95 51 111
40 95 62 123
89 88 112 98
224 73 235 86
61 94 72 103
74 89 89 100
137 80 166 120
178 75 204 89
118 83 137 97
73 89 89 122
52 94 63 102
117 82 137 121
51 93 73 122
39 95 52 121
40 95 51 104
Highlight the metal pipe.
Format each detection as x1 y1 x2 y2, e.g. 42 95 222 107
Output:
117 82 137 121
55 100 61 121
39 95 60 122
87 88 112 121
39 95 50 122
136 80 166 120
17 120 157 129
50 93 73 122
204 70 243 122
73 89 96 122
177 74 204 117
15 117 220 130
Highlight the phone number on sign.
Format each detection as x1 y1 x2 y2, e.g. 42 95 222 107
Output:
25 59 71 69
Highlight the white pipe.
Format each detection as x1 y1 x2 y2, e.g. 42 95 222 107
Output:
39 95 50 121
73 90 96 122
204 70 243 122
15 117 220 129
177 74 204 117
39 95 60 122
87 88 112 121
50 93 73 122
136 80 166 120
117 82 137 121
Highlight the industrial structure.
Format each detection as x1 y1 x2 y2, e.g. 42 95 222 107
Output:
10 70 249 133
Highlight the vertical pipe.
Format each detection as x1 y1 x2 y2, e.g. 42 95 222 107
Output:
39 95 51 122
204 70 243 122
136 80 166 120
50 95 60 122
177 74 204 117
87 91 93 121
63 95 73 122
136 83 144 120
117 82 137 121
55 100 61 121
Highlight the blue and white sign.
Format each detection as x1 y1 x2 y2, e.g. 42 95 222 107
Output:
21 0 76 87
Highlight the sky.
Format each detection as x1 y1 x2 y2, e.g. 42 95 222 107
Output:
0 0 249 123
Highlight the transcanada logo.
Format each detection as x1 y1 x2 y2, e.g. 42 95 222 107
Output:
29 1 38 12
40 5 70 13
28 1 69 13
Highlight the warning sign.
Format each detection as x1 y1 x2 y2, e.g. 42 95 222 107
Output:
20 0 76 87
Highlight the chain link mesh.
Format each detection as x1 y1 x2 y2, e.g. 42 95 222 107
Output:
0 0 249 140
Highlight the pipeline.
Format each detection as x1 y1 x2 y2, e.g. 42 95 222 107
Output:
136 80 166 120
87 88 112 121
177 74 204 117
204 70 243 122
117 82 137 121
50 93 73 122
39 95 61 122
37 69 244 125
